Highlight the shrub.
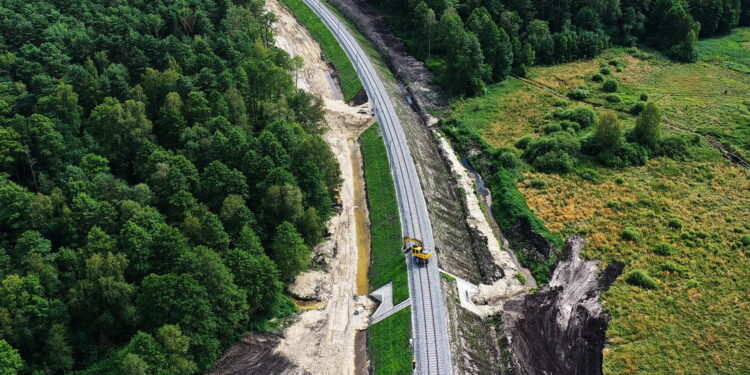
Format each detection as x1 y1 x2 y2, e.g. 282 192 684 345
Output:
625 269 658 289
600 67 611 75
621 226 640 241
602 79 619 92
495 149 523 170
608 59 622 67
533 150 576 173
515 135 533 150
595 142 649 168
687 279 700 288
614 176 625 184
740 235 750 247
653 242 675 256
640 93 649 101
605 94 621 103
567 88 591 100
552 106 596 129
515 273 527 285
529 178 547 189
553 99 570 107
606 200 622 210
559 120 580 131
592 73 604 82
577 169 600 183
543 123 563 134
655 136 691 159
523 132 581 173
667 218 683 230
630 102 645 115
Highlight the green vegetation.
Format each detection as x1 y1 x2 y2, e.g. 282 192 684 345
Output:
360 125 407 303
624 269 659 289
366 0 749 96
368 307 412 375
0 0 341 373
445 29 750 373
280 0 363 101
440 272 456 282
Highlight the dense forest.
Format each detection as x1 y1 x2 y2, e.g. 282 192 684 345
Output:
368 0 750 95
0 0 340 373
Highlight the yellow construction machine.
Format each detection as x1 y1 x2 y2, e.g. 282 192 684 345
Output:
403 237 432 266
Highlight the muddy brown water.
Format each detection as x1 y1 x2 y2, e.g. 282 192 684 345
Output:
352 140 371 295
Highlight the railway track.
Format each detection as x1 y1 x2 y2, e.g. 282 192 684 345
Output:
297 0 453 373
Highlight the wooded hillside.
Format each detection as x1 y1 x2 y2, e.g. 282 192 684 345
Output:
0 0 339 373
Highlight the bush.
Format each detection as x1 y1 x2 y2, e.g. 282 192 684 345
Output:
608 59 622 67
630 102 645 115
655 136 691 159
533 150 576 173
494 149 523 170
553 99 570 107
595 142 649 168
543 123 563 134
592 73 604 82
515 135 533 150
523 132 581 173
668 218 683 230
529 178 547 189
640 93 649 101
567 88 591 100
602 78 618 92
625 269 658 289
614 176 625 184
578 168 601 183
605 94 621 102
600 67 611 75
621 226 640 241
606 200 622 210
560 120 581 132
740 235 750 247
653 242 675 256
552 106 596 129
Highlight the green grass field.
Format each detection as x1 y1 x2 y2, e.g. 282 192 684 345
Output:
280 0 363 102
447 29 750 374
361 125 408 304
368 307 412 375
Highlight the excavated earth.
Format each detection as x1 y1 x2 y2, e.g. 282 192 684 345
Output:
503 237 623 375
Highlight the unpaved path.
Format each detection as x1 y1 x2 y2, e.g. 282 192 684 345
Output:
268 1 375 374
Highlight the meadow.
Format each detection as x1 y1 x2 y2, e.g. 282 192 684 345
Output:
448 29 750 374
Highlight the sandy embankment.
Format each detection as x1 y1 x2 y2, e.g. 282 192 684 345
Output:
266 1 375 374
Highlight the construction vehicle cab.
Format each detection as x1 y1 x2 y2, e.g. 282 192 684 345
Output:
403 237 432 266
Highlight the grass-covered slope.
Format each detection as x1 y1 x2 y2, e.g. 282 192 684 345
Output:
368 307 412 375
446 29 750 374
360 125 408 303
280 0 363 102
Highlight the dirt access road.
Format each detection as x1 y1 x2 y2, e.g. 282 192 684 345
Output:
210 1 374 374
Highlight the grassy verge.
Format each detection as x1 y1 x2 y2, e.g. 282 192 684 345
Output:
446 29 750 373
369 307 412 375
361 125 408 303
279 0 363 101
